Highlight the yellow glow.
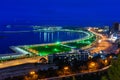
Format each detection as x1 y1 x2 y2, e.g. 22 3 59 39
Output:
90 62 95 67
104 59 108 64
89 62 96 69
98 29 103 32
109 56 112 59
98 40 102 43
64 66 69 70
30 71 35 75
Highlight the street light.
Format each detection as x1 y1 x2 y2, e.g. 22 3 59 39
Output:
104 59 108 66
104 59 108 64
109 55 112 59
90 62 95 67
24 71 38 80
64 66 69 70
63 66 70 75
88 62 98 71
30 71 35 75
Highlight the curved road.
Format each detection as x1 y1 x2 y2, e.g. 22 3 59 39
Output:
41 65 111 80
0 56 47 68
88 28 112 53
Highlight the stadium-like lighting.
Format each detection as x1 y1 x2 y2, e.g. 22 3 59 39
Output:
56 41 61 45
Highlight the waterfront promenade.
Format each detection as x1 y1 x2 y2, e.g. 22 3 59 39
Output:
0 56 47 68
0 28 111 68
0 28 114 80
0 29 94 69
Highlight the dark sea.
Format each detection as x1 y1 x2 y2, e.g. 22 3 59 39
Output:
0 26 87 54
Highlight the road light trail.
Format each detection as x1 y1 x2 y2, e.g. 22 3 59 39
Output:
88 28 112 54
41 65 111 80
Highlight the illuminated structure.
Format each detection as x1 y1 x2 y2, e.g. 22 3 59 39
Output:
110 32 120 42
33 26 62 31
88 61 98 71
48 49 90 63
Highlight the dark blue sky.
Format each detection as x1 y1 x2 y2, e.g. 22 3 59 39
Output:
0 0 120 26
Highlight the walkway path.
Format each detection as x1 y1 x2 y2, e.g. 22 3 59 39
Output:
0 56 47 68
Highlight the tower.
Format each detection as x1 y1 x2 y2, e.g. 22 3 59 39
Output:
113 22 120 32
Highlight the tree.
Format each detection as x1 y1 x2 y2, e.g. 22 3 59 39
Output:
104 54 120 80
101 76 107 80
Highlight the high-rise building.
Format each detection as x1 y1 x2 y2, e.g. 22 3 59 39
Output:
119 24 120 31
104 26 110 30
113 22 120 32
48 50 89 64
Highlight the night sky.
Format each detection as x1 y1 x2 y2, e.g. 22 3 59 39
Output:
0 0 120 26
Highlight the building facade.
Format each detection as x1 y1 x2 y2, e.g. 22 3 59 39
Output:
48 50 89 63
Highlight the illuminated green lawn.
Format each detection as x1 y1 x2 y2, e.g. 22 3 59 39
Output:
27 44 71 56
64 34 96 48
21 32 96 56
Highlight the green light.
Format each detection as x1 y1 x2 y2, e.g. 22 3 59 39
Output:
80 40 85 43
24 32 96 57
71 47 76 49
77 41 80 44
45 45 48 48
54 48 58 51
86 41 91 44
56 41 60 45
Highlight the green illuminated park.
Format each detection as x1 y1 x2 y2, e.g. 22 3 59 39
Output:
29 44 71 56
64 34 96 48
20 30 96 56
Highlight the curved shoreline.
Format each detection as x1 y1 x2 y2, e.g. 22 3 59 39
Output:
0 29 96 60
0 29 88 54
15 29 93 47
14 29 95 56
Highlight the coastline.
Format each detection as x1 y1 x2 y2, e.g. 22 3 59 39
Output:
0 29 95 60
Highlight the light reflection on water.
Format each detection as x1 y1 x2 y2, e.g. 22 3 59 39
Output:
0 31 86 54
